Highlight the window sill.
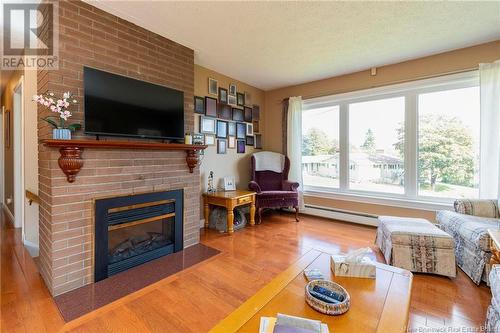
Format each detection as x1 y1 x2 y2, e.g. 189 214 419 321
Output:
303 188 454 211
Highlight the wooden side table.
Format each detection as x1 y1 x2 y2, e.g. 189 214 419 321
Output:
488 229 500 265
203 190 256 234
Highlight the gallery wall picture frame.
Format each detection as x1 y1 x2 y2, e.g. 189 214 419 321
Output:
232 107 244 122
216 120 228 138
254 134 262 149
208 78 218 96
217 139 227 154
200 116 216 134
228 95 237 106
228 136 236 148
204 134 215 145
237 140 246 154
4 109 10 148
205 96 217 117
246 123 254 136
217 103 232 120
253 120 260 133
246 135 254 146
229 83 237 96
218 87 228 104
236 92 245 106
252 105 260 120
228 122 236 137
236 122 246 139
194 96 205 114
244 106 252 122
244 91 251 105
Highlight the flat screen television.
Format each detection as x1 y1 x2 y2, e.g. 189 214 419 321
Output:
84 67 184 140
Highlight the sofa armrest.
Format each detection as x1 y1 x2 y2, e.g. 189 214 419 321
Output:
248 181 262 193
282 180 299 191
454 199 499 218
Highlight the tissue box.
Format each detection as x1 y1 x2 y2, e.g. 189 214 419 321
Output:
330 255 376 279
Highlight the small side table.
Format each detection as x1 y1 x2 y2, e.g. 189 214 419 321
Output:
488 229 500 265
203 190 256 234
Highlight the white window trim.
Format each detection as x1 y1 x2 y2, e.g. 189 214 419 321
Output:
302 70 480 206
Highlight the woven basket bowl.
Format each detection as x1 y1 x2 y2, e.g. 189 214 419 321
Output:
305 280 350 315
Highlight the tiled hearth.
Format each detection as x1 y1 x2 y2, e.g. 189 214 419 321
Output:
37 0 198 296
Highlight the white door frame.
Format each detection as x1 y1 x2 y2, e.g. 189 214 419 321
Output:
0 105 4 207
13 76 25 236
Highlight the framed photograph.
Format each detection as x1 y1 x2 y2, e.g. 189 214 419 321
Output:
218 87 228 104
236 122 246 139
228 136 236 148
200 116 216 134
246 135 254 146
254 134 262 149
224 176 236 191
192 133 204 145
229 83 237 96
236 92 245 106
244 91 251 105
244 106 252 122
216 120 228 138
217 103 232 120
205 96 217 117
217 139 227 154
252 105 260 120
228 122 236 136
232 108 244 121
194 96 204 114
253 120 260 133
237 140 246 154
246 123 254 136
228 95 237 106
4 109 10 148
208 78 218 95
204 134 215 145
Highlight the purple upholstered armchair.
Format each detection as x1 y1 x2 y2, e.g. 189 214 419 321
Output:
248 151 299 223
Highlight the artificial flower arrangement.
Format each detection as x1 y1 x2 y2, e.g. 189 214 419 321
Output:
33 91 81 139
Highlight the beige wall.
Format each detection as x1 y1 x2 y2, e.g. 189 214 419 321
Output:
194 65 265 219
264 40 500 219
23 69 39 247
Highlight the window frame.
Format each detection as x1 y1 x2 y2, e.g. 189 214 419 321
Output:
302 71 480 207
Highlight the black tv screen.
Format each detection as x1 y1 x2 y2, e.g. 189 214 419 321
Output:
84 67 184 140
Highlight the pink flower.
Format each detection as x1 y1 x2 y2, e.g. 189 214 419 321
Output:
60 110 72 120
50 105 57 112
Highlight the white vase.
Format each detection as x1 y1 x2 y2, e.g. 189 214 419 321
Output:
53 128 71 140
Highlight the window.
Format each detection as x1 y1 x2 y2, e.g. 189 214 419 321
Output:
301 71 480 204
302 106 340 189
417 87 480 198
349 97 405 194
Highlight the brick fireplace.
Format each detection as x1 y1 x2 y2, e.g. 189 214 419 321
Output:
37 1 199 296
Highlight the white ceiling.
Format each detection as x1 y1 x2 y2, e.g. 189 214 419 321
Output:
87 1 500 91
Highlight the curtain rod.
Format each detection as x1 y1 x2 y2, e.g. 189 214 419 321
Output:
282 67 478 102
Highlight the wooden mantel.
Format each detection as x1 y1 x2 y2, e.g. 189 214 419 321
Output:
42 139 208 183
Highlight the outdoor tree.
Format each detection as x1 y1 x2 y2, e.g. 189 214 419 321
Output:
394 114 475 190
302 128 338 156
361 128 376 152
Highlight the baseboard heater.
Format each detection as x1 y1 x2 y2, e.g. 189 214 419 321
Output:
302 204 379 227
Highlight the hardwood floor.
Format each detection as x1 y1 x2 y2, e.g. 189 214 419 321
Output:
0 209 491 332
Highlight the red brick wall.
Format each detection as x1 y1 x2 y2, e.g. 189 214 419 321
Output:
37 0 198 296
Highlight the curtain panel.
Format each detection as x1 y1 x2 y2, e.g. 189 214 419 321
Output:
286 96 304 208
479 60 500 199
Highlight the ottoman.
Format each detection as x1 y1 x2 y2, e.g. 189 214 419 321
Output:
376 216 456 278
486 265 500 332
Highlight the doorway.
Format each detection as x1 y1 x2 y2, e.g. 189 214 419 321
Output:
13 79 24 233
